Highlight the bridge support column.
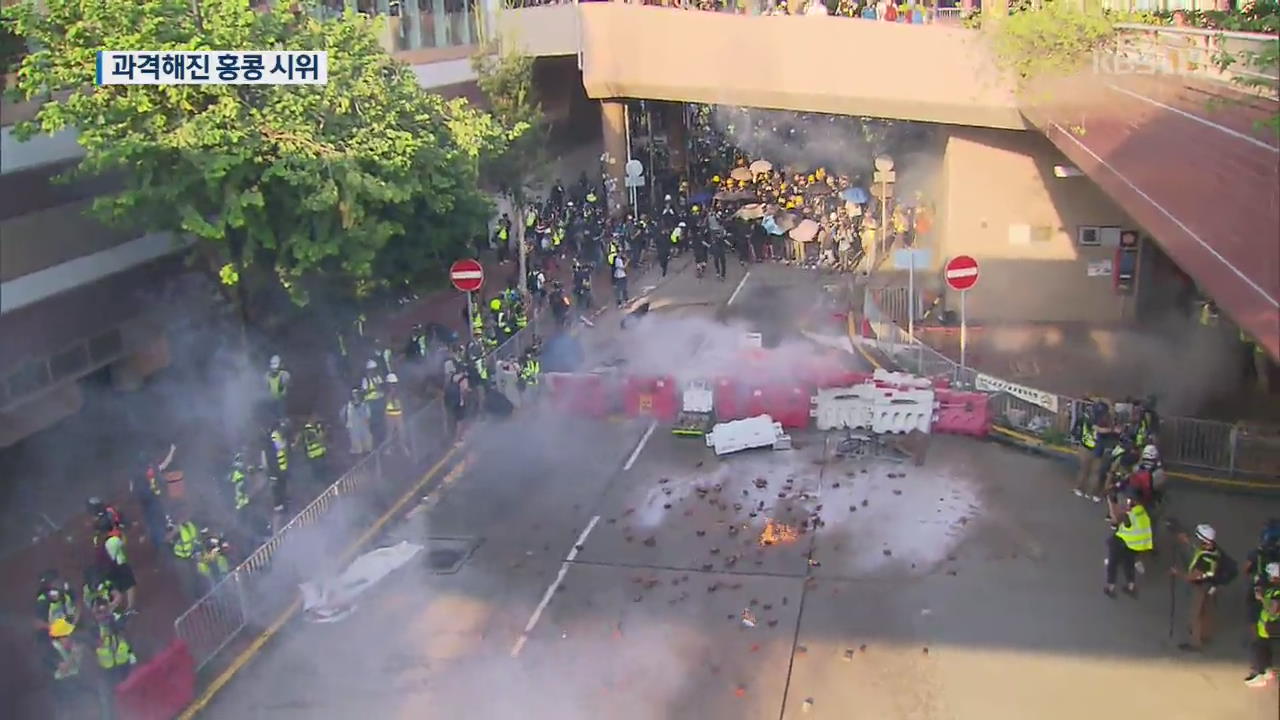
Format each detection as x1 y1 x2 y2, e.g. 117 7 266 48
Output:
600 100 628 218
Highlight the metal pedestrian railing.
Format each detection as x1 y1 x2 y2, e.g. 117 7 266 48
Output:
860 285 1280 482
175 316 541 672
174 397 450 671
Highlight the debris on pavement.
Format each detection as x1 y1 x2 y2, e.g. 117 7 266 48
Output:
300 541 422 624
796 644 808 654
735 684 747 697
741 609 757 628
643 536 657 547
802 698 814 712
843 649 855 661
758 519 800 546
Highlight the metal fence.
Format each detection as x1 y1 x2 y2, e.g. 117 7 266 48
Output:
861 285 1280 481
175 316 542 672
174 397 450 671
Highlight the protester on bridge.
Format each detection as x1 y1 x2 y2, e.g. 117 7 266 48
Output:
1170 524 1222 652
264 418 291 518
361 359 387 443
82 566 123 617
165 509 204 601
1104 487 1153 597
384 373 409 456
1246 520 1280 621
35 570 78 640
91 596 137 690
300 415 332 485
1073 398 1115 502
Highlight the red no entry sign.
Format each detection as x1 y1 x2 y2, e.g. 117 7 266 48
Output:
449 258 484 293
944 255 980 292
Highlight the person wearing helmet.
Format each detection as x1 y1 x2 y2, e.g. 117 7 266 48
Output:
95 513 136 611
383 373 409 456
265 355 290 415
1171 523 1221 651
263 418 292 516
36 570 78 639
1247 561 1280 687
1105 487 1153 597
341 387 373 456
1246 519 1280 622
361 358 386 443
87 497 124 534
299 413 331 485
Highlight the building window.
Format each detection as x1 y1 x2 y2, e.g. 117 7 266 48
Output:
1077 226 1101 246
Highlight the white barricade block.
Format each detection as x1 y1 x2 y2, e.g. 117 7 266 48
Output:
873 368 932 390
683 381 714 414
871 387 934 434
811 386 877 431
705 414 788 456
495 361 523 408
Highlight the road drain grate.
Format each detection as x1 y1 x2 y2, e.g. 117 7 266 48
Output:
421 536 480 574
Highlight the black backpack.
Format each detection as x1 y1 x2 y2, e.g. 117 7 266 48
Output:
1212 550 1239 587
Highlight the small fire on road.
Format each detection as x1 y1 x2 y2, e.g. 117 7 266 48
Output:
758 519 800 546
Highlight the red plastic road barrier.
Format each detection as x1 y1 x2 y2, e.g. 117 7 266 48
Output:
546 373 612 418
714 377 746 422
114 639 195 720
624 376 678 422
764 383 812 429
933 391 993 437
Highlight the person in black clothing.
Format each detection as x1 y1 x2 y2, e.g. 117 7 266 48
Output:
656 232 671 277
692 228 710 278
711 232 728 280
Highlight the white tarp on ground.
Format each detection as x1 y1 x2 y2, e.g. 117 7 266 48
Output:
300 541 423 623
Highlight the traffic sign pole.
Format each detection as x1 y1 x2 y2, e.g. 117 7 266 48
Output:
943 255 979 382
960 289 967 376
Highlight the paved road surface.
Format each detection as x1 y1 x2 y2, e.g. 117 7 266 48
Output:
203 263 1280 719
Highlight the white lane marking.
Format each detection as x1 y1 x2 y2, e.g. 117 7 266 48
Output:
1104 83 1279 153
623 419 657 472
510 514 601 658
727 271 751 306
1050 122 1278 310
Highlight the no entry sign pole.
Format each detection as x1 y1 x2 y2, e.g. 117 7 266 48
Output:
944 255 980 380
449 259 485 339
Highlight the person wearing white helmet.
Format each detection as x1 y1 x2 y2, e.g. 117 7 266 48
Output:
383 373 408 456
1246 561 1280 687
1171 523 1223 651
361 359 386 443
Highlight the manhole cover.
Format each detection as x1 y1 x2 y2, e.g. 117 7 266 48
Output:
420 536 480 574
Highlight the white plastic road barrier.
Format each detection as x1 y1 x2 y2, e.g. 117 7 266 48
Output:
495 361 522 408
705 414 789 456
872 368 932 390
811 385 877 430
683 380 714 414
811 384 934 434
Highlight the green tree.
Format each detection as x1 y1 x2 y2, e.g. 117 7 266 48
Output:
2 0 505 324
472 43 546 297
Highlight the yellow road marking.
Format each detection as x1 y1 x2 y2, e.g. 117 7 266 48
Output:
990 425 1278 490
178 446 468 719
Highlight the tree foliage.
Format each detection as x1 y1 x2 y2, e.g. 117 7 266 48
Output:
987 1 1117 84
2 0 506 313
472 43 546 211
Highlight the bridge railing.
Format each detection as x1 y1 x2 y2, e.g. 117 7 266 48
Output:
1109 23 1279 96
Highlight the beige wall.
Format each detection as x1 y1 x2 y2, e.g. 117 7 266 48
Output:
498 4 1023 129
935 127 1137 324
0 200 139 282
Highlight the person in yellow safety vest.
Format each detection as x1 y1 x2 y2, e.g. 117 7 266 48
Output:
36 570 78 636
82 566 122 618
1241 330 1271 395
384 373 409 455
266 419 291 514
165 512 203 600
48 617 82 682
585 189 598 206
1246 563 1280 687
371 342 393 375
300 417 330 484
519 350 540 391
361 359 387 442
552 223 565 251
514 298 528 330
265 355 290 406
1171 523 1221 651
1198 300 1219 327
91 598 136 686
196 536 231 590
227 452 249 512
1104 487 1153 597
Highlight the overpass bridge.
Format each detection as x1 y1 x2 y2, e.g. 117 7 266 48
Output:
497 4 1279 359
